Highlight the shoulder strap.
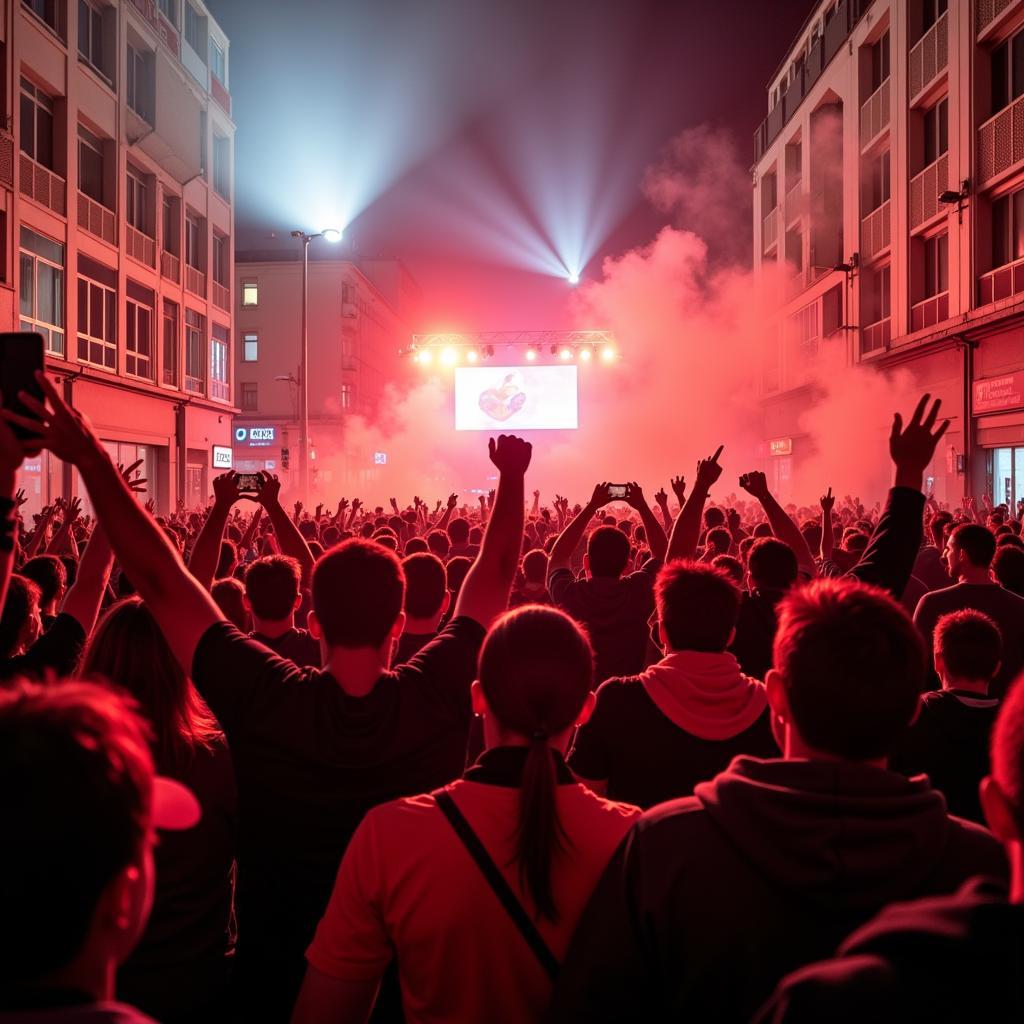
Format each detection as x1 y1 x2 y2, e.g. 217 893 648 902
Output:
432 788 559 979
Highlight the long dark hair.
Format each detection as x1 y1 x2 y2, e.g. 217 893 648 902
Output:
478 605 594 921
83 597 222 775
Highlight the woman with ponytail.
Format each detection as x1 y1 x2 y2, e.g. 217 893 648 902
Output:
295 605 641 1023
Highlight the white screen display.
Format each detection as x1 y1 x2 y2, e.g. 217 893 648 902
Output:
454 365 579 431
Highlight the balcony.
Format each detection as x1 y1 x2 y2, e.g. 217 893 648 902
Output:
978 95 1024 188
186 265 206 298
0 131 14 188
860 201 891 262
211 75 231 116
859 78 890 150
978 254 1024 305
161 250 181 283
785 181 803 224
213 281 231 311
861 318 891 354
762 207 779 253
77 193 116 246
909 153 948 229
911 291 949 332
184 375 205 395
126 224 156 267
19 154 66 216
977 0 1021 37
909 12 948 104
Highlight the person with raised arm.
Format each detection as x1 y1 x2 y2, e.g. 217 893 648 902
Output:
666 447 724 563
5 370 531 1021
738 470 817 578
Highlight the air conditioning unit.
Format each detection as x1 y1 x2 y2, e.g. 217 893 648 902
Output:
342 302 357 319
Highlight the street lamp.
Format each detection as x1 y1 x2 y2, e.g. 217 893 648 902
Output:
290 228 342 499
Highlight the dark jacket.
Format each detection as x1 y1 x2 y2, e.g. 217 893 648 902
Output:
548 756 1008 1023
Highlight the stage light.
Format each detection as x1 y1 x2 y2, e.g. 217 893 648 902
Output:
466 348 479 362
440 347 459 366
568 272 580 286
600 346 617 362
559 347 573 360
579 347 593 362
321 228 343 243
418 349 433 365
525 346 538 361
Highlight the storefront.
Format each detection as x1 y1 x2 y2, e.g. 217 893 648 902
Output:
975 370 1024 511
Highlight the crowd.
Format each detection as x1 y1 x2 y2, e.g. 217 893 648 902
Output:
1 376 1023 1023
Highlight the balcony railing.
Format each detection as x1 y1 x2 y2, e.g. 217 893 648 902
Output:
762 207 779 253
978 254 1024 305
19 154 66 216
161 250 181 283
213 281 231 311
860 200 891 262
909 153 948 229
785 181 802 223
0 130 14 188
977 0 1020 36
184 375 205 395
126 224 156 267
186 265 206 297
861 317 891 354
978 94 1024 188
909 11 948 103
911 291 949 332
859 77 890 149
77 193 116 245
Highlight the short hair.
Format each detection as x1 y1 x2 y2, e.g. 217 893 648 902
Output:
426 530 450 559
446 555 473 597
935 610 1002 683
371 531 399 552
402 552 448 619
245 555 302 621
0 575 41 659
298 520 318 541
843 530 869 553
522 548 548 585
753 522 773 538
404 536 428 555
322 525 340 548
704 507 725 528
929 511 953 547
950 523 997 569
748 537 799 591
705 527 731 555
712 554 744 585
469 526 483 545
19 555 66 608
993 545 1024 597
587 525 630 578
211 577 249 632
656 560 741 652
991 668 1024 831
447 517 470 545
773 579 924 760
997 533 1024 551
0 681 153 984
312 539 405 648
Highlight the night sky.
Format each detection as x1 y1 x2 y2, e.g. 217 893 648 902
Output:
207 0 812 328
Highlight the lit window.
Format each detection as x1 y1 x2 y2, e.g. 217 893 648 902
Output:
242 281 258 307
243 332 258 361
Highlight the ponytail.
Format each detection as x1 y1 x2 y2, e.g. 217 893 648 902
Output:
516 730 566 922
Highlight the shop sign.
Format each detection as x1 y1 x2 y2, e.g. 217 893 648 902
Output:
234 425 277 447
212 445 233 469
768 437 793 456
974 372 1024 414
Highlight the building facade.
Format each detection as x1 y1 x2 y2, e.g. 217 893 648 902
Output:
754 0 1024 510
8 0 235 516
232 254 418 497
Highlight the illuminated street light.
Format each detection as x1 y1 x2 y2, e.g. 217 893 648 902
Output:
321 228 343 243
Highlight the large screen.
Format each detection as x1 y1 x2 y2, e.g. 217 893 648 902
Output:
454 365 578 431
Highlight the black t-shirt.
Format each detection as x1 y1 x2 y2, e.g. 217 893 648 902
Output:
569 677 779 807
729 590 784 680
190 615 486 1012
393 630 437 666
548 561 661 682
0 613 86 683
250 627 321 668
889 689 999 824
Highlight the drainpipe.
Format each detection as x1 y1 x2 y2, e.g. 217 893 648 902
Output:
961 337 978 501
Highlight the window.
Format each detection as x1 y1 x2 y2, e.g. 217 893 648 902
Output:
990 447 1024 509
922 0 947 32
76 256 117 370
241 280 258 306
241 382 258 411
864 263 891 325
163 299 179 386
243 332 258 361
157 0 177 21
762 172 777 214
20 228 65 357
77 124 105 204
340 383 353 409
991 29 1024 116
213 135 230 199
785 139 802 187
869 30 890 93
867 149 890 211
789 302 819 357
126 283 154 379
20 78 54 169
78 0 110 81
23 0 63 37
126 166 150 234
922 97 948 167
185 2 206 59
126 44 153 123
211 323 229 401
185 308 205 389
162 193 179 255
199 110 207 178
210 39 226 83
992 188 1024 269
212 232 229 286
185 212 204 270
923 233 949 299
785 225 803 272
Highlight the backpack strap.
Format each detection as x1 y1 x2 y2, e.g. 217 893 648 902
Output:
432 788 559 979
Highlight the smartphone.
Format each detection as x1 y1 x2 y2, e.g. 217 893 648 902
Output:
236 472 262 493
608 484 628 499
0 332 45 440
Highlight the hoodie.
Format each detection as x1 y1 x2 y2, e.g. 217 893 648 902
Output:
549 756 1008 1023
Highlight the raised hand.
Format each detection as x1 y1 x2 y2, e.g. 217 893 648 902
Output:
889 394 950 490
315 503 324 520
487 434 533 476
145 497 156 514
820 487 835 515
727 507 741 533
212 471 241 507
447 492 459 510
533 489 541 500
670 475 687 503
337 498 349 514
351 498 361 512
390 497 400 513
695 447 724 490
258 472 284 508
14 488 27 508
655 487 668 506
738 470 771 501
624 481 647 510
64 495 83 523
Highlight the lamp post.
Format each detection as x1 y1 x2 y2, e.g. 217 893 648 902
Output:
289 228 341 499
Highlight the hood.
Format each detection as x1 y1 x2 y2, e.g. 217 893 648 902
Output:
695 757 956 913
640 651 767 740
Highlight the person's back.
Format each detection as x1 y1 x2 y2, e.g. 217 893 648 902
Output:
244 555 320 668
890 609 1001 824
394 551 449 665
510 547 552 607
294 606 639 1024
549 579 1007 1023
571 561 777 807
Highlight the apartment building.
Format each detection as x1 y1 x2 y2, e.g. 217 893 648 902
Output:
232 254 419 496
8 0 235 516
753 0 1024 509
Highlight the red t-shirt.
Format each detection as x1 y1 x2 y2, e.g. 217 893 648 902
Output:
306 751 639 1023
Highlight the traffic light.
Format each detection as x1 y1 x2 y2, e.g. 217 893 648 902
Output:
281 447 290 469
